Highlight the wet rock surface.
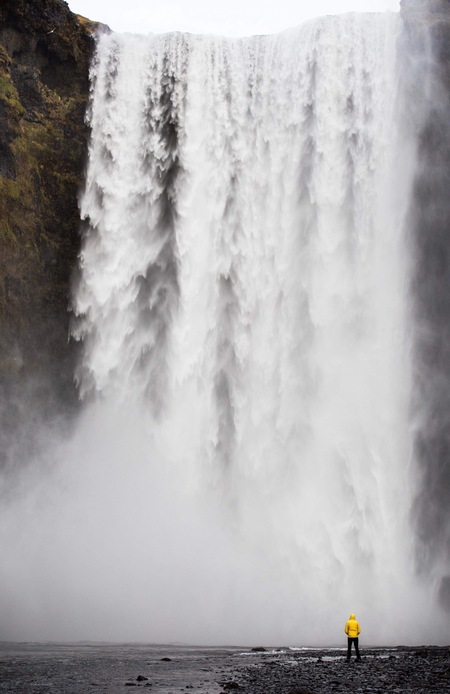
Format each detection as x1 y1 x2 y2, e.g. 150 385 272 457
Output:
238 647 450 693
0 644 448 693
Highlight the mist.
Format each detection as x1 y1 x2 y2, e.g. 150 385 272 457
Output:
0 400 446 645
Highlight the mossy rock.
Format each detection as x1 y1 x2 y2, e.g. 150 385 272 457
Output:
0 0 95 400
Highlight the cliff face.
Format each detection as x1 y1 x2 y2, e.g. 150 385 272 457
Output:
401 0 450 609
401 0 450 85
0 0 97 402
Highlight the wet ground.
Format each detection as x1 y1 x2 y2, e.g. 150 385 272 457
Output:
0 643 449 693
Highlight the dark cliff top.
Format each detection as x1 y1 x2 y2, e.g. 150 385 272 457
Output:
0 0 107 97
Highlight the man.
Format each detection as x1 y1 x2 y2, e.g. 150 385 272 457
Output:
345 613 361 662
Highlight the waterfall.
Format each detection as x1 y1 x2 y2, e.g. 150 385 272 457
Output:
2 13 448 645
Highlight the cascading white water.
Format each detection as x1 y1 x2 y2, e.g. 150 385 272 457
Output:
2 13 447 645
69 13 427 643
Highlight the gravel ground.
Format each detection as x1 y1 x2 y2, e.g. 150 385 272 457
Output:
237 646 450 693
0 643 449 693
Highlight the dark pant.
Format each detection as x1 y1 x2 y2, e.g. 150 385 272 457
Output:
347 637 361 660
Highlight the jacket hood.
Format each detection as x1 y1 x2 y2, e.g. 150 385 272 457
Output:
350 613 356 620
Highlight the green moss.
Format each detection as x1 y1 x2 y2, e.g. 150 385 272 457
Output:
0 222 17 244
0 73 25 115
0 176 20 200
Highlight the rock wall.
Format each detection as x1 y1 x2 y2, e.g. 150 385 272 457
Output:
0 0 99 403
401 0 450 609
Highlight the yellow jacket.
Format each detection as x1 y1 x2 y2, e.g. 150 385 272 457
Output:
345 614 361 638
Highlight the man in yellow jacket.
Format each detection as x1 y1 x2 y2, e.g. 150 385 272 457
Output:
345 613 361 662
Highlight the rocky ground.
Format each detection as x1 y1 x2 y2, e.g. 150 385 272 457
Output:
237 646 450 693
0 643 449 693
